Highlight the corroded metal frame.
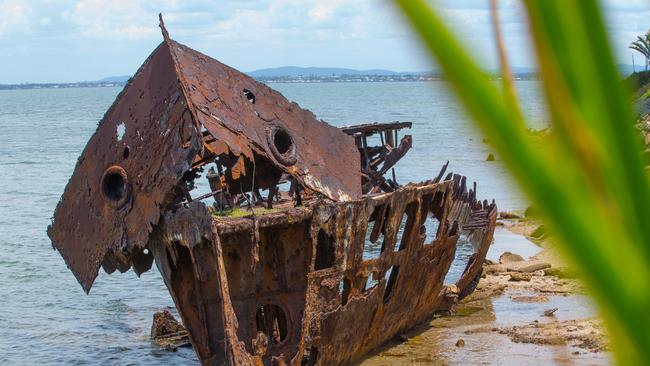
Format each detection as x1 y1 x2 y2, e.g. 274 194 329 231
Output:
48 16 497 366
149 177 496 365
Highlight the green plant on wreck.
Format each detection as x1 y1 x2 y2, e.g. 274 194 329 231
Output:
395 0 650 364
210 206 281 218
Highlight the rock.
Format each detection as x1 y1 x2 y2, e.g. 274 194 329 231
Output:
544 308 559 317
151 310 185 338
151 310 191 349
486 153 495 162
499 251 524 264
505 260 551 273
455 338 465 347
510 332 566 346
499 211 521 219
544 267 578 279
484 264 507 274
512 295 549 303
509 272 533 282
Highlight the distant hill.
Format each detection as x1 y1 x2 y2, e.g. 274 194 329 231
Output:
247 66 418 78
98 75 131 83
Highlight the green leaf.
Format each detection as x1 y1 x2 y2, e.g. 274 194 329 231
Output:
395 0 650 363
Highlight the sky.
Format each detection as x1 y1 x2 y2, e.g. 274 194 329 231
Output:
0 0 649 84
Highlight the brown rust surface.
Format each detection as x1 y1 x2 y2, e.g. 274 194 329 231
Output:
48 42 202 292
149 169 496 365
48 18 361 292
48 17 498 366
164 34 361 202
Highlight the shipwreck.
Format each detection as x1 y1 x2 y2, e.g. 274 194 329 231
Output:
48 16 497 366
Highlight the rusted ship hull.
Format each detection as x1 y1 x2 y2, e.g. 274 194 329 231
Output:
149 176 495 365
47 15 497 366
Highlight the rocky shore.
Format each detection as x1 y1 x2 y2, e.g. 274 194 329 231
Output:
359 212 610 365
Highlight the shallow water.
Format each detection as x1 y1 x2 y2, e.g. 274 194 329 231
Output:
361 234 607 366
0 81 546 364
359 290 608 366
487 227 542 262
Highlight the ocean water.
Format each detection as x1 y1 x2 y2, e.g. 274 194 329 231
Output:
0 81 546 365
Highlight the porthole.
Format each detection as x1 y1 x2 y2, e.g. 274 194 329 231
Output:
266 126 297 165
100 165 130 208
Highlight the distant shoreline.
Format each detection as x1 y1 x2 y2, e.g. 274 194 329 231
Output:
0 74 540 91
0 81 127 91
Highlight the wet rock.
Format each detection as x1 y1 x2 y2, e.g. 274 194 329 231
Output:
510 332 566 346
484 264 507 274
455 339 465 347
509 272 533 282
544 308 559 317
151 309 191 349
499 318 607 353
506 260 551 273
499 251 524 264
544 267 578 279
499 211 521 219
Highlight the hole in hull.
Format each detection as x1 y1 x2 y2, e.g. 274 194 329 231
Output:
340 277 351 305
315 229 335 270
383 266 400 304
116 122 126 141
101 166 129 207
255 304 288 346
243 89 256 103
273 128 292 154
364 204 390 259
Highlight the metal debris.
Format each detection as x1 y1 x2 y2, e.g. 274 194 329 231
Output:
48 15 498 366
151 309 191 349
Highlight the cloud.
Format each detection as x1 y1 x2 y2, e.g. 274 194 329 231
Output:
62 0 159 40
2 0 650 84
308 0 345 21
0 0 31 36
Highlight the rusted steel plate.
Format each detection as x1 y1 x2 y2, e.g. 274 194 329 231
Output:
340 121 412 136
162 32 361 201
49 21 363 292
150 167 496 365
48 42 202 292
